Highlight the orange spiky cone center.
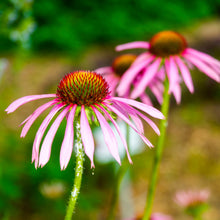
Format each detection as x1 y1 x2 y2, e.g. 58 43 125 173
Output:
56 71 110 106
149 31 187 57
112 54 137 77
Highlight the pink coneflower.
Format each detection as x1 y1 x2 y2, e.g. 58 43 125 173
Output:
116 30 220 104
6 71 164 170
95 54 164 105
175 189 210 208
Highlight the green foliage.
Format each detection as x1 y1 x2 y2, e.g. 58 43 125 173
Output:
1 0 220 53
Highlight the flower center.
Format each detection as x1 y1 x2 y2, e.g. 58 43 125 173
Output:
112 54 137 77
149 31 187 57
56 71 110 106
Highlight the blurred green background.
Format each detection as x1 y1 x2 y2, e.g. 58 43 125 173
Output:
0 0 220 219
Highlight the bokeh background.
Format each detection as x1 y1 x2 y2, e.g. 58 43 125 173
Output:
0 0 220 219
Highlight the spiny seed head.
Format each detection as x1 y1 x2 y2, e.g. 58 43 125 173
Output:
149 30 187 57
112 54 137 77
56 71 110 106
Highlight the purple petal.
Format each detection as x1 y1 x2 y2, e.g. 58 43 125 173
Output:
80 105 95 168
110 97 164 119
131 58 161 99
139 93 153 106
39 106 70 167
32 103 64 167
5 94 56 113
117 57 155 96
184 53 220 82
96 104 132 163
175 56 194 93
115 41 150 51
92 107 121 164
20 100 58 138
105 103 153 147
60 105 77 170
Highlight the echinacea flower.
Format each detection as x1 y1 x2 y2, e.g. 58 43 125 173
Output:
95 54 164 105
6 71 164 170
175 189 210 217
116 30 220 104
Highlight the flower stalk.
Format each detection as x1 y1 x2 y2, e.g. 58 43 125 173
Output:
65 121 84 220
143 77 170 220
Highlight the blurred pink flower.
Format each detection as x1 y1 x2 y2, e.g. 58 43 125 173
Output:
95 54 164 106
116 30 220 104
124 212 173 220
6 71 164 169
175 189 210 208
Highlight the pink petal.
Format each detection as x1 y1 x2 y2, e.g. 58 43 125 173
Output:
186 48 220 68
172 84 181 104
131 58 161 99
139 93 153 106
131 52 152 65
110 97 164 119
96 104 132 163
92 107 121 164
175 56 194 93
105 103 153 147
5 94 56 113
80 105 95 168
39 106 70 167
60 105 77 170
149 82 164 104
20 100 58 138
117 57 155 96
115 41 150 51
94 66 113 75
165 57 180 93
32 103 64 167
117 102 160 135
184 53 220 82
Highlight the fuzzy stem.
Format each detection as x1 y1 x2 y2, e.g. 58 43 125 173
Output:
143 78 170 220
107 123 130 220
65 121 84 220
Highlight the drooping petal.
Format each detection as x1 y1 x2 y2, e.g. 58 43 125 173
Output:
186 48 220 68
116 41 150 51
175 56 194 93
139 93 153 106
165 57 180 93
5 94 56 113
131 58 161 99
32 103 64 167
184 53 220 82
117 57 155 96
60 105 76 170
105 103 153 147
96 104 132 163
39 106 70 167
110 97 164 119
80 105 95 167
20 100 58 137
117 102 160 135
92 107 121 164
149 82 164 104
172 84 181 104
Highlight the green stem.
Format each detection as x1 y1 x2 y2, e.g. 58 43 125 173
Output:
142 78 170 220
65 122 84 220
107 123 130 220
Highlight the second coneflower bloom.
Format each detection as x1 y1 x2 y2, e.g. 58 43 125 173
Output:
95 54 164 105
116 30 220 103
6 71 164 169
